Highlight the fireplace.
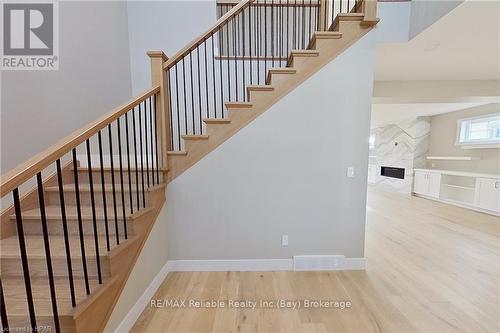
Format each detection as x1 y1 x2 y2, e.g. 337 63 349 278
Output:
381 166 405 179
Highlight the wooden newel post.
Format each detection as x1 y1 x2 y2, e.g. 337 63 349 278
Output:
147 51 171 172
361 0 377 22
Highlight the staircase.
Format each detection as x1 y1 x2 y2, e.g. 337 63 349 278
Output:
0 0 378 332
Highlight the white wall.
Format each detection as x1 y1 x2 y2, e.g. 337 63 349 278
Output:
164 30 376 260
376 1 411 43
427 103 500 174
409 0 463 38
127 0 217 94
1 1 132 174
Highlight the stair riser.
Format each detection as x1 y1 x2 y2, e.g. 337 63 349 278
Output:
313 38 342 50
267 73 295 86
1 256 111 278
76 169 163 185
45 190 149 208
19 218 132 237
289 56 317 68
247 90 275 104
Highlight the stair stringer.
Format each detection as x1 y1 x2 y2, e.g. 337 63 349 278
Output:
70 183 166 332
167 18 378 182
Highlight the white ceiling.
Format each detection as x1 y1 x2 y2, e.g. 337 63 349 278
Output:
374 1 500 81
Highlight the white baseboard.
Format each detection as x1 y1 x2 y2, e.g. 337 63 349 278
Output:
113 262 170 333
166 259 293 271
166 256 366 272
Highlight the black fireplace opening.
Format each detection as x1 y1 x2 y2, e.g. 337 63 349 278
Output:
381 166 405 179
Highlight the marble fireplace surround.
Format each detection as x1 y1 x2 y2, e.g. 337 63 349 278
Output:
369 117 431 194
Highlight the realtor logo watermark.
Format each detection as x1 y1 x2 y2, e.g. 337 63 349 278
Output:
1 1 59 70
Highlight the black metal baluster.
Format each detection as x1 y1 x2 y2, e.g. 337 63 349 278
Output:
271 0 274 67
196 46 203 134
264 0 268 74
257 2 261 84
71 149 91 294
226 11 232 104
218 27 224 118
249 4 253 85
153 95 160 184
125 114 134 210
143 102 150 189
302 1 306 48
85 140 102 284
117 119 128 240
204 39 210 119
182 57 188 138
12 188 37 331
132 108 140 210
149 97 156 185
309 0 313 45
139 102 146 208
174 64 181 150
293 0 297 49
97 132 111 250
55 159 76 306
108 125 120 245
280 1 283 60
0 278 8 332
287 0 290 57
233 15 238 101
36 172 60 332
241 9 247 101
211 34 217 118
189 52 195 135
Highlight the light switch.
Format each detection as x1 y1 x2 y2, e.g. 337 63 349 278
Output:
282 235 288 247
347 167 355 178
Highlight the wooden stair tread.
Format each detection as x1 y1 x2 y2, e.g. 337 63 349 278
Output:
9 205 150 221
290 50 320 56
167 151 188 156
0 234 125 258
268 67 297 74
313 31 343 39
225 101 253 108
338 12 365 19
203 118 231 124
181 135 209 140
2 276 105 315
246 85 274 91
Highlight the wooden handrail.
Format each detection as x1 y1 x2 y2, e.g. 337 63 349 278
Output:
0 85 160 197
163 0 255 70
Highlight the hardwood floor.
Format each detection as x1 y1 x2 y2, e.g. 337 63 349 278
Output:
131 187 500 333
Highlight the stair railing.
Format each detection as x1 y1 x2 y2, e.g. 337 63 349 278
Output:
161 0 373 151
0 81 165 332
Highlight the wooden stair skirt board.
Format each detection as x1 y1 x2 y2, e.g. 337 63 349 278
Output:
166 14 378 182
1 183 165 332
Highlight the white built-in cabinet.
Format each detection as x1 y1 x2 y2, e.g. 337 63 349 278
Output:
476 178 500 212
413 169 500 215
414 171 441 198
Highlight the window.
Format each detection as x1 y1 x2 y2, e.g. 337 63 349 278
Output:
456 113 500 147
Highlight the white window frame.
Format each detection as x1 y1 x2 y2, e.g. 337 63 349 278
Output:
455 113 500 149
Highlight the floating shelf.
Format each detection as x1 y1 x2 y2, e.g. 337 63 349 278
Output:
426 156 480 161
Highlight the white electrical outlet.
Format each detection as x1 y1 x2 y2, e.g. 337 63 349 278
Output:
282 235 288 247
347 167 355 178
